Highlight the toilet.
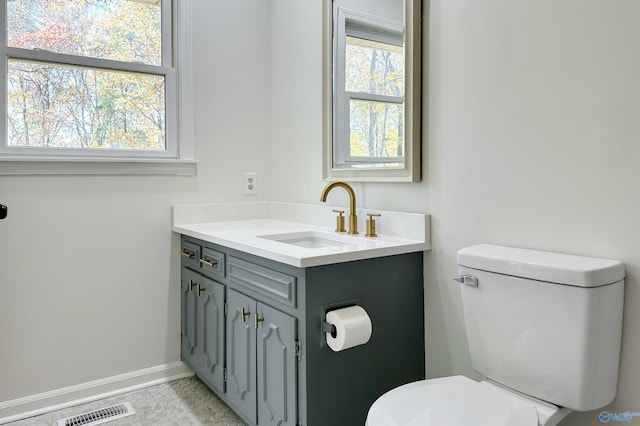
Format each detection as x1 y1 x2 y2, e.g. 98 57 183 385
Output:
367 244 625 426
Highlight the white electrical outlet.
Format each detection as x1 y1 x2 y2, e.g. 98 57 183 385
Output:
243 172 257 195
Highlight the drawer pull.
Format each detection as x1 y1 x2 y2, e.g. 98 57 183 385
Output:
199 258 218 268
180 251 194 259
255 314 264 329
241 308 251 322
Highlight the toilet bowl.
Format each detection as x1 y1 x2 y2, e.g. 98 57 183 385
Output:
366 244 625 426
366 376 571 426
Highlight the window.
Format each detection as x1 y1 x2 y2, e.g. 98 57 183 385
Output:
334 7 405 168
0 0 194 174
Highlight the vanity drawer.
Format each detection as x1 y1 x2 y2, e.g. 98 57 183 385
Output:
228 257 296 308
200 247 225 279
180 241 201 268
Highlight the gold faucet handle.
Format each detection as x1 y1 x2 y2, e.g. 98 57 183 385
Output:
332 209 347 233
365 213 381 238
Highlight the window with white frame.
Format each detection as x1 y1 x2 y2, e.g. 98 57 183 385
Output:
334 7 405 168
0 0 187 167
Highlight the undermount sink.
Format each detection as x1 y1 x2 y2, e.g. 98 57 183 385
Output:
259 231 354 249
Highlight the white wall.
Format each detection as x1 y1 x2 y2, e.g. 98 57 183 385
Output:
428 1 640 424
0 0 271 404
271 1 640 425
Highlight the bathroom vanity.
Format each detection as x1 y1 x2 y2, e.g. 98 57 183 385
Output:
173 202 430 426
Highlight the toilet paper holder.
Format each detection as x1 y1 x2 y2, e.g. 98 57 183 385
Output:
320 300 361 346
322 321 337 337
323 304 373 352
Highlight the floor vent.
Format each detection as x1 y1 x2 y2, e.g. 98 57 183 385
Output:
56 401 136 426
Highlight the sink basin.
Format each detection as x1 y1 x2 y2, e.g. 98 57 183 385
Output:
259 231 354 249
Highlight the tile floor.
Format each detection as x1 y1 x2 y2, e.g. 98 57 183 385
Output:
6 376 245 426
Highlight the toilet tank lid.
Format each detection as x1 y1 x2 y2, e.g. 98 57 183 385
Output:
457 244 625 287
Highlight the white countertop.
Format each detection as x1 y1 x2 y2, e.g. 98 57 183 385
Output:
172 202 430 268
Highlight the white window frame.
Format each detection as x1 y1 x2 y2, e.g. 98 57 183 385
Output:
0 0 195 175
333 7 405 167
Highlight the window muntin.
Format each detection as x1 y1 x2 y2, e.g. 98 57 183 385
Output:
1 0 176 159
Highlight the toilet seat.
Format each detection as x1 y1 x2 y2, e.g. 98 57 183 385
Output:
366 375 560 426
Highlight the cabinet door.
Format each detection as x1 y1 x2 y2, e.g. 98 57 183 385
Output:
181 269 199 365
257 302 297 426
227 289 257 424
196 275 225 394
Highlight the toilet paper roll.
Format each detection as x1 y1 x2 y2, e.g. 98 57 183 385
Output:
325 305 372 352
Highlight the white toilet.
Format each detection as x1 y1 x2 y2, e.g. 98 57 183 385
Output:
367 244 625 426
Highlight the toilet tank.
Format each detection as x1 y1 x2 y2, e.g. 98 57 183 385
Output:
457 244 625 411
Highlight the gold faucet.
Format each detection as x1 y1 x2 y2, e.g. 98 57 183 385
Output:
320 181 358 235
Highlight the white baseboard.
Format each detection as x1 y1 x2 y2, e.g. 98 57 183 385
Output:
0 361 194 424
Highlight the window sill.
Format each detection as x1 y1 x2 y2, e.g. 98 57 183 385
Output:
0 157 198 176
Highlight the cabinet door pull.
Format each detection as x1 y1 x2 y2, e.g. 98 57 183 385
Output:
241 307 251 322
255 313 264 329
197 284 206 296
188 280 196 291
199 258 218 268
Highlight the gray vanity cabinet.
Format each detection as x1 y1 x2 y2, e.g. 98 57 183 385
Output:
227 289 297 426
226 289 257 423
257 301 297 426
180 235 425 426
181 269 198 358
181 268 225 395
